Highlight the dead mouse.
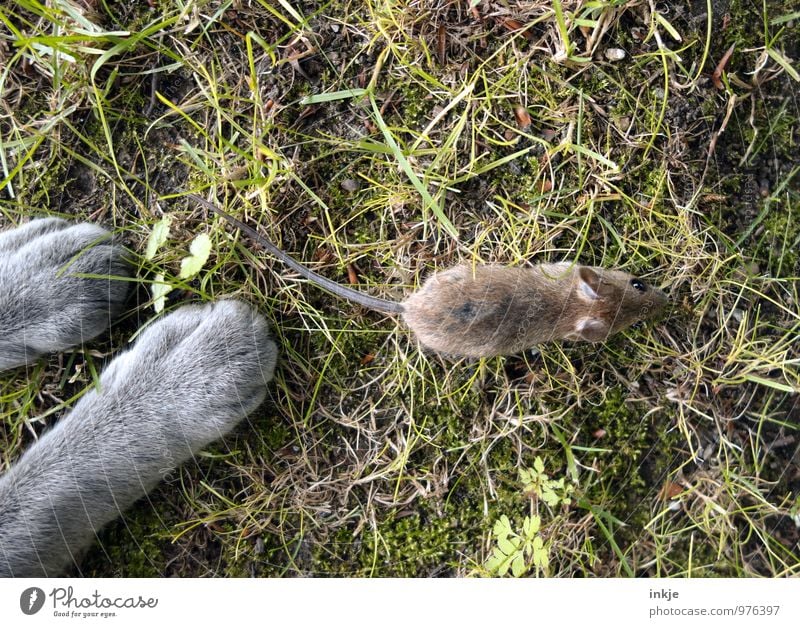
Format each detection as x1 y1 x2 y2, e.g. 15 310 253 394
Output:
190 195 668 358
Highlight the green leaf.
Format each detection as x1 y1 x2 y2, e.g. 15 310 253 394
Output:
533 542 549 569
497 558 510 577
497 534 518 556
542 486 560 507
771 11 800 25
487 547 513 576
534 457 545 473
179 233 212 279
569 143 618 170
151 273 172 313
145 215 172 260
511 553 526 577
743 373 798 393
766 48 800 82
654 12 682 42
494 515 512 538
300 88 368 105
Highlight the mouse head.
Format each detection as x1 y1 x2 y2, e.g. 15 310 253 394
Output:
573 266 668 342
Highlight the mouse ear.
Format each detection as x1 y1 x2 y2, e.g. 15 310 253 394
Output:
577 266 602 302
575 317 609 342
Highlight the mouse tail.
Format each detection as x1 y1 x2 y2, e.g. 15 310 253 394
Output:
190 194 404 315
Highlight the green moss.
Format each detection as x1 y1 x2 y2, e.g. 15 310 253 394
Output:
80 502 176 577
572 389 683 570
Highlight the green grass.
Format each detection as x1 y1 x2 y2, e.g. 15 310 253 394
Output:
0 0 798 577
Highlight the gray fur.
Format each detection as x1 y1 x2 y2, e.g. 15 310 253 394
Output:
0 218 132 370
0 299 277 576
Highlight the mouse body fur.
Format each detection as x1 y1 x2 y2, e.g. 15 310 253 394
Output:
193 195 668 359
402 262 667 357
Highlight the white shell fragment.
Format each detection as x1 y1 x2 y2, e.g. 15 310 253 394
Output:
605 48 626 61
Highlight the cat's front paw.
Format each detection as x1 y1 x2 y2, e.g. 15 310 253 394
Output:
98 299 278 452
0 300 277 577
0 218 132 370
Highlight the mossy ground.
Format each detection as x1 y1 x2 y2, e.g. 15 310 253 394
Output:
0 0 798 577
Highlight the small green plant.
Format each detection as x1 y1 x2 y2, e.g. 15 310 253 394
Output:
484 457 576 577
485 514 549 577
143 216 212 312
521 457 574 508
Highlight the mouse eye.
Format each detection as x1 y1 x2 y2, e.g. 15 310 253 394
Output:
630 278 647 292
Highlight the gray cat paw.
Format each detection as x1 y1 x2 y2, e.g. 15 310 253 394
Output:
0 218 132 370
0 300 277 576
100 299 278 446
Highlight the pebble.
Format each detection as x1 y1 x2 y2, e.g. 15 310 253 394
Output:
341 178 360 193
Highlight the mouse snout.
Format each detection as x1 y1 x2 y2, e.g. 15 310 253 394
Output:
641 285 669 319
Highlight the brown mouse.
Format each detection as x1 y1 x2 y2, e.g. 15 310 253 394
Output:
190 195 668 358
